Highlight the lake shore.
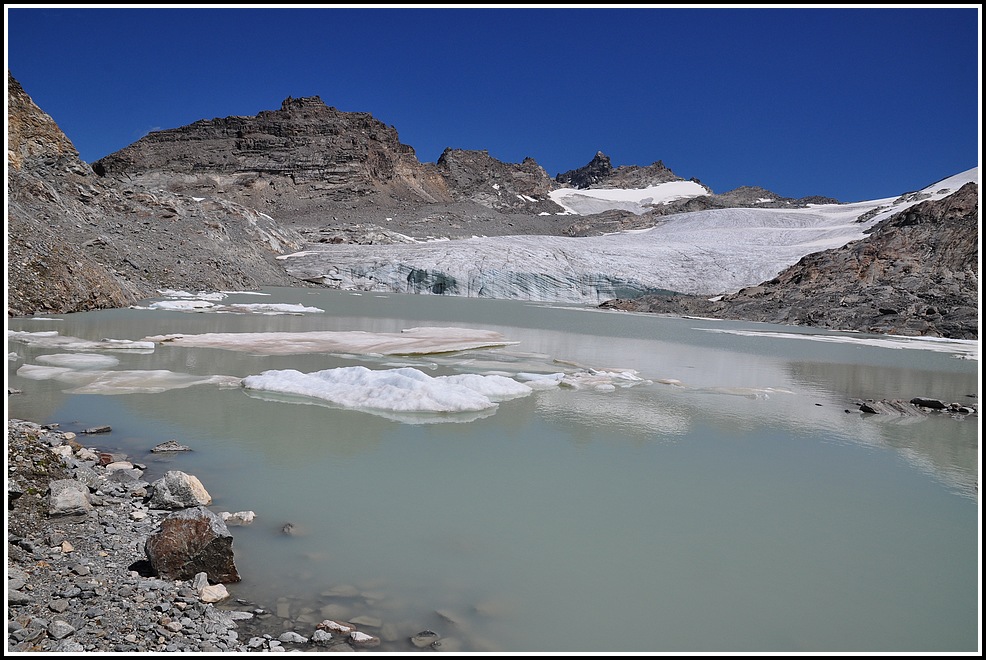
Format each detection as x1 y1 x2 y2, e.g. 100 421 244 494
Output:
5 416 424 653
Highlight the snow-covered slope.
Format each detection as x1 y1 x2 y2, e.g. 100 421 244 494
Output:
547 180 710 215
278 168 978 304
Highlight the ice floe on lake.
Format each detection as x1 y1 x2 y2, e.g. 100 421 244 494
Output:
15 364 241 394
699 328 980 359
241 365 532 414
7 331 157 353
138 289 319 315
36 353 121 369
142 299 324 315
144 327 519 356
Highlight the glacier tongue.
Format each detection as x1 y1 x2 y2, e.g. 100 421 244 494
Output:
279 202 892 302
284 254 666 304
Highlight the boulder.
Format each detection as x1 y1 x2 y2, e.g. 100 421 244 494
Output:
48 479 92 517
144 506 240 583
148 470 212 509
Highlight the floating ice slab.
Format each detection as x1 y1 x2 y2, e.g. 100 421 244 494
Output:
241 365 533 414
700 328 980 359
36 353 121 369
16 364 241 394
144 327 518 356
142 300 323 315
7 331 157 353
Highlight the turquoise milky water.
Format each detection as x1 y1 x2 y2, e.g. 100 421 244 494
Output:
6 287 979 652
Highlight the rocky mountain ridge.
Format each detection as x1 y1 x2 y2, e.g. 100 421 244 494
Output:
6 72 306 317
6 72 979 340
601 181 979 340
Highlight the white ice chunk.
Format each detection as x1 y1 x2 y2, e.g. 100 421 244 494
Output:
699 328 980 358
223 303 324 314
514 372 566 390
439 373 533 401
561 368 651 390
148 300 216 311
157 289 228 301
241 365 525 413
36 353 121 369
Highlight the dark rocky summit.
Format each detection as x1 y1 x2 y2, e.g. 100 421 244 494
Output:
601 181 980 340
92 95 454 219
555 150 683 190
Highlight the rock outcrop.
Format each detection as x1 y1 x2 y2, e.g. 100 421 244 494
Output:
555 151 682 189
435 148 563 214
7 71 307 317
601 182 980 340
92 95 454 220
637 184 842 220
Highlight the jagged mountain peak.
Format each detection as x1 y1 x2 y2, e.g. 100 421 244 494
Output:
556 151 681 190
280 95 328 111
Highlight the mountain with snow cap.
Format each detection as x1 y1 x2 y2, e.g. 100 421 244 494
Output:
6 72 979 339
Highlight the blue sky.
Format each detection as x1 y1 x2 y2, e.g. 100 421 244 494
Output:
4 5 980 202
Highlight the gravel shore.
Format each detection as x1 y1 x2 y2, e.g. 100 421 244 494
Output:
5 417 403 653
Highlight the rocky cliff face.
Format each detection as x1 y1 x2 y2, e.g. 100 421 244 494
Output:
601 182 980 339
90 96 594 236
92 95 455 221
435 148 563 214
7 72 306 317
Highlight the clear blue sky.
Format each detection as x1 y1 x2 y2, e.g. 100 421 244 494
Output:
5 5 980 202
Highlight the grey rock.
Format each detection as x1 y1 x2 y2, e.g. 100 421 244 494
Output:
278 631 308 643
310 629 334 646
148 470 212 510
151 440 192 453
48 479 92 516
47 619 76 639
910 396 948 409
411 630 441 648
8 566 29 590
50 640 86 652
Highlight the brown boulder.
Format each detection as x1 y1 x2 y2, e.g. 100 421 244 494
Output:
144 506 240 583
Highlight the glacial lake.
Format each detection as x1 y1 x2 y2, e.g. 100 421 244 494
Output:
6 287 980 653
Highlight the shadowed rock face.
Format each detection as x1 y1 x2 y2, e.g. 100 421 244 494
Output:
601 182 980 340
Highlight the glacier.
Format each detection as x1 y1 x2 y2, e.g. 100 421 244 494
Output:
277 168 978 304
